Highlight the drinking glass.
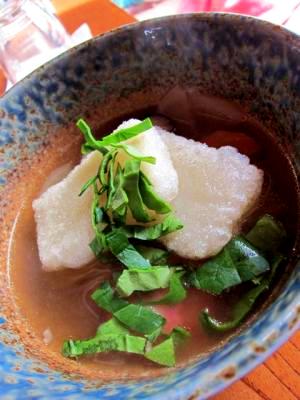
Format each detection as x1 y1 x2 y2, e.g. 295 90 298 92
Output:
0 0 71 84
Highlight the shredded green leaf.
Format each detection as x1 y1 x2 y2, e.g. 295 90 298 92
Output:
62 333 146 358
92 282 166 339
78 175 97 197
106 229 151 268
145 337 175 367
124 214 183 241
114 304 166 336
200 255 284 332
135 245 169 265
96 317 129 336
100 118 153 146
148 271 187 305
112 143 156 164
190 236 269 295
139 171 172 214
123 159 152 223
116 266 174 297
170 327 191 346
246 214 286 256
92 282 128 313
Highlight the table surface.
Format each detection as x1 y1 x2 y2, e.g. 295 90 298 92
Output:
13 1 300 398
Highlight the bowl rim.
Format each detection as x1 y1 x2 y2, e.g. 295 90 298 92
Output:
0 12 299 400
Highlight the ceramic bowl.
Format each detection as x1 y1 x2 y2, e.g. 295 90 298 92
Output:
0 13 299 400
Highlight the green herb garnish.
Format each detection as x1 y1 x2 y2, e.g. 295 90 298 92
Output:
189 236 269 295
139 171 172 214
123 214 183 241
148 271 187 305
135 245 169 265
116 266 175 297
246 214 286 256
200 255 284 332
106 229 151 269
92 282 166 339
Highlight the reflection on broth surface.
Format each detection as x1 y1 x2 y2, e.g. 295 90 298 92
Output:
8 91 299 379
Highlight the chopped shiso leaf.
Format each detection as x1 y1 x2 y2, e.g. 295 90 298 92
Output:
135 245 169 265
139 171 172 214
148 271 187 305
116 266 175 297
77 117 153 150
92 282 166 338
123 159 152 223
96 317 129 336
201 255 284 332
76 119 107 154
63 333 147 358
101 118 153 146
190 236 269 295
114 304 166 336
246 214 286 256
112 143 156 164
92 282 128 313
106 229 151 269
124 214 183 241
145 337 175 367
170 326 191 346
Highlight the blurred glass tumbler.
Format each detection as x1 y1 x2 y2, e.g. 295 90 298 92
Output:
0 0 71 84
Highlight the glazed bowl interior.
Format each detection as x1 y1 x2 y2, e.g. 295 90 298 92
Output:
0 13 299 400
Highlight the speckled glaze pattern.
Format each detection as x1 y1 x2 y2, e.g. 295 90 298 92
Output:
0 13 299 400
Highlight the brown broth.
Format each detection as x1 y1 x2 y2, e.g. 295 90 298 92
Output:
8 92 299 380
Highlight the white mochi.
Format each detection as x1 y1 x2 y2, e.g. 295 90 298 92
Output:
159 132 263 259
115 119 178 202
33 151 102 271
33 119 178 271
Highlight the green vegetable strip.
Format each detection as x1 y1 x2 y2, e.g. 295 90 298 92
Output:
76 119 108 154
78 175 97 197
170 327 191 346
148 271 187 305
112 143 156 164
100 118 153 145
99 150 114 187
130 214 183 240
200 255 284 332
92 282 128 313
89 183 108 256
139 171 172 214
190 236 269 295
114 304 166 336
246 214 286 255
77 118 153 153
135 245 169 266
116 266 174 297
145 326 190 367
123 159 151 223
105 152 118 210
96 317 129 336
106 229 151 268
111 166 128 225
145 337 175 367
111 165 128 212
62 333 146 358
92 282 166 338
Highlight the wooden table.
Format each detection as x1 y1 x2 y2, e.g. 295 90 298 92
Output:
6 1 300 398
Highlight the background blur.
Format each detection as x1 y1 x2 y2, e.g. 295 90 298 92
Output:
0 0 299 93
113 0 300 33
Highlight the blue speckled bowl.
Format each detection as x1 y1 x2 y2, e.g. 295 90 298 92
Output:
0 13 299 400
